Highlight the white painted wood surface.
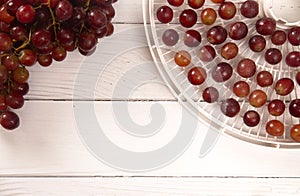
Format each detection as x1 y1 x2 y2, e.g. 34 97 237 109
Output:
0 0 299 195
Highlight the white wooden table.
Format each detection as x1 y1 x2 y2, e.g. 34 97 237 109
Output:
0 1 300 195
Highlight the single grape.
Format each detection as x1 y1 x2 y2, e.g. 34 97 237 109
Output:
184 29 201 47
240 0 259 18
198 45 216 62
174 50 191 67
13 66 29 84
187 67 207 85
0 32 13 51
256 17 276 36
78 32 97 52
55 0 73 22
16 4 35 24
9 24 28 42
6 93 24 109
207 25 227 45
288 27 300 46
0 111 19 130
211 0 224 3
167 0 184 6
201 8 217 26
12 82 29 95
220 98 240 117
179 9 197 28
290 124 300 142
296 71 300 85
243 110 260 127
1 54 19 71
265 48 282 65
275 78 294 96
211 62 233 82
0 4 15 23
249 35 266 52
268 99 285 116
271 30 287 45
218 1 236 20
18 49 37 66
237 58 256 78
249 89 267 108
285 51 300 67
202 87 219 103
156 6 173 23
31 29 52 50
228 21 248 40
188 0 205 9
221 42 238 60
162 29 179 46
232 80 250 98
289 99 300 118
266 120 284 136
52 45 67 62
256 70 273 87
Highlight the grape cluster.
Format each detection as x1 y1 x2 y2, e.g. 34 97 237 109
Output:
156 0 300 142
0 0 117 130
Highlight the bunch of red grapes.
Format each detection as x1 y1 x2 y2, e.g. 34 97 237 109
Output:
157 0 300 142
0 0 117 130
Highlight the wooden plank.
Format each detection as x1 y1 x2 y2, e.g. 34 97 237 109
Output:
0 177 299 195
0 101 300 177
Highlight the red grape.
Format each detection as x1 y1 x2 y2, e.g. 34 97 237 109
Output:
16 4 35 24
212 62 233 82
256 17 276 36
249 90 267 108
0 32 13 51
288 27 300 46
184 30 201 47
201 8 217 26
232 81 250 98
240 0 259 18
243 110 260 127
207 25 227 45
289 99 300 118
6 93 24 109
237 58 256 78
228 22 248 40
266 120 284 136
202 87 219 103
167 0 184 7
265 48 282 65
13 66 29 84
256 70 273 87
249 35 266 52
174 50 191 67
18 49 37 66
268 99 285 116
221 42 238 60
55 0 73 22
162 29 179 46
179 9 197 28
285 51 300 67
271 30 287 45
188 0 205 9
187 67 207 85
275 78 294 96
220 98 240 117
218 1 236 20
198 45 216 62
290 124 300 142
157 6 173 23
0 111 19 130
296 71 300 85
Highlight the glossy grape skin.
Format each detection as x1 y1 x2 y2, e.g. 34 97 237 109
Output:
265 48 282 65
162 29 179 46
211 0 224 3
288 27 300 46
237 58 256 78
16 4 36 24
243 110 260 127
249 90 267 108
220 98 240 117
87 7 107 29
249 35 266 52
167 0 184 6
12 82 29 95
52 45 67 61
174 50 191 67
256 70 273 87
179 9 197 28
187 67 207 85
285 51 300 67
188 0 205 9
268 99 285 116
156 6 173 23
38 54 53 67
240 0 259 18
232 81 250 98
271 30 287 45
198 45 216 62
0 32 13 52
221 42 238 60
0 4 15 23
1 54 19 71
184 30 201 47
201 8 217 25
296 71 300 85
10 24 28 42
13 66 29 84
18 49 37 66
202 87 219 103
55 0 73 22
78 32 97 52
290 124 300 142
228 22 248 40
0 111 19 130
218 1 236 20
289 99 300 118
275 78 294 96
266 120 284 136
6 93 24 109
211 62 233 82
256 17 276 36
207 25 227 45
31 29 52 49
